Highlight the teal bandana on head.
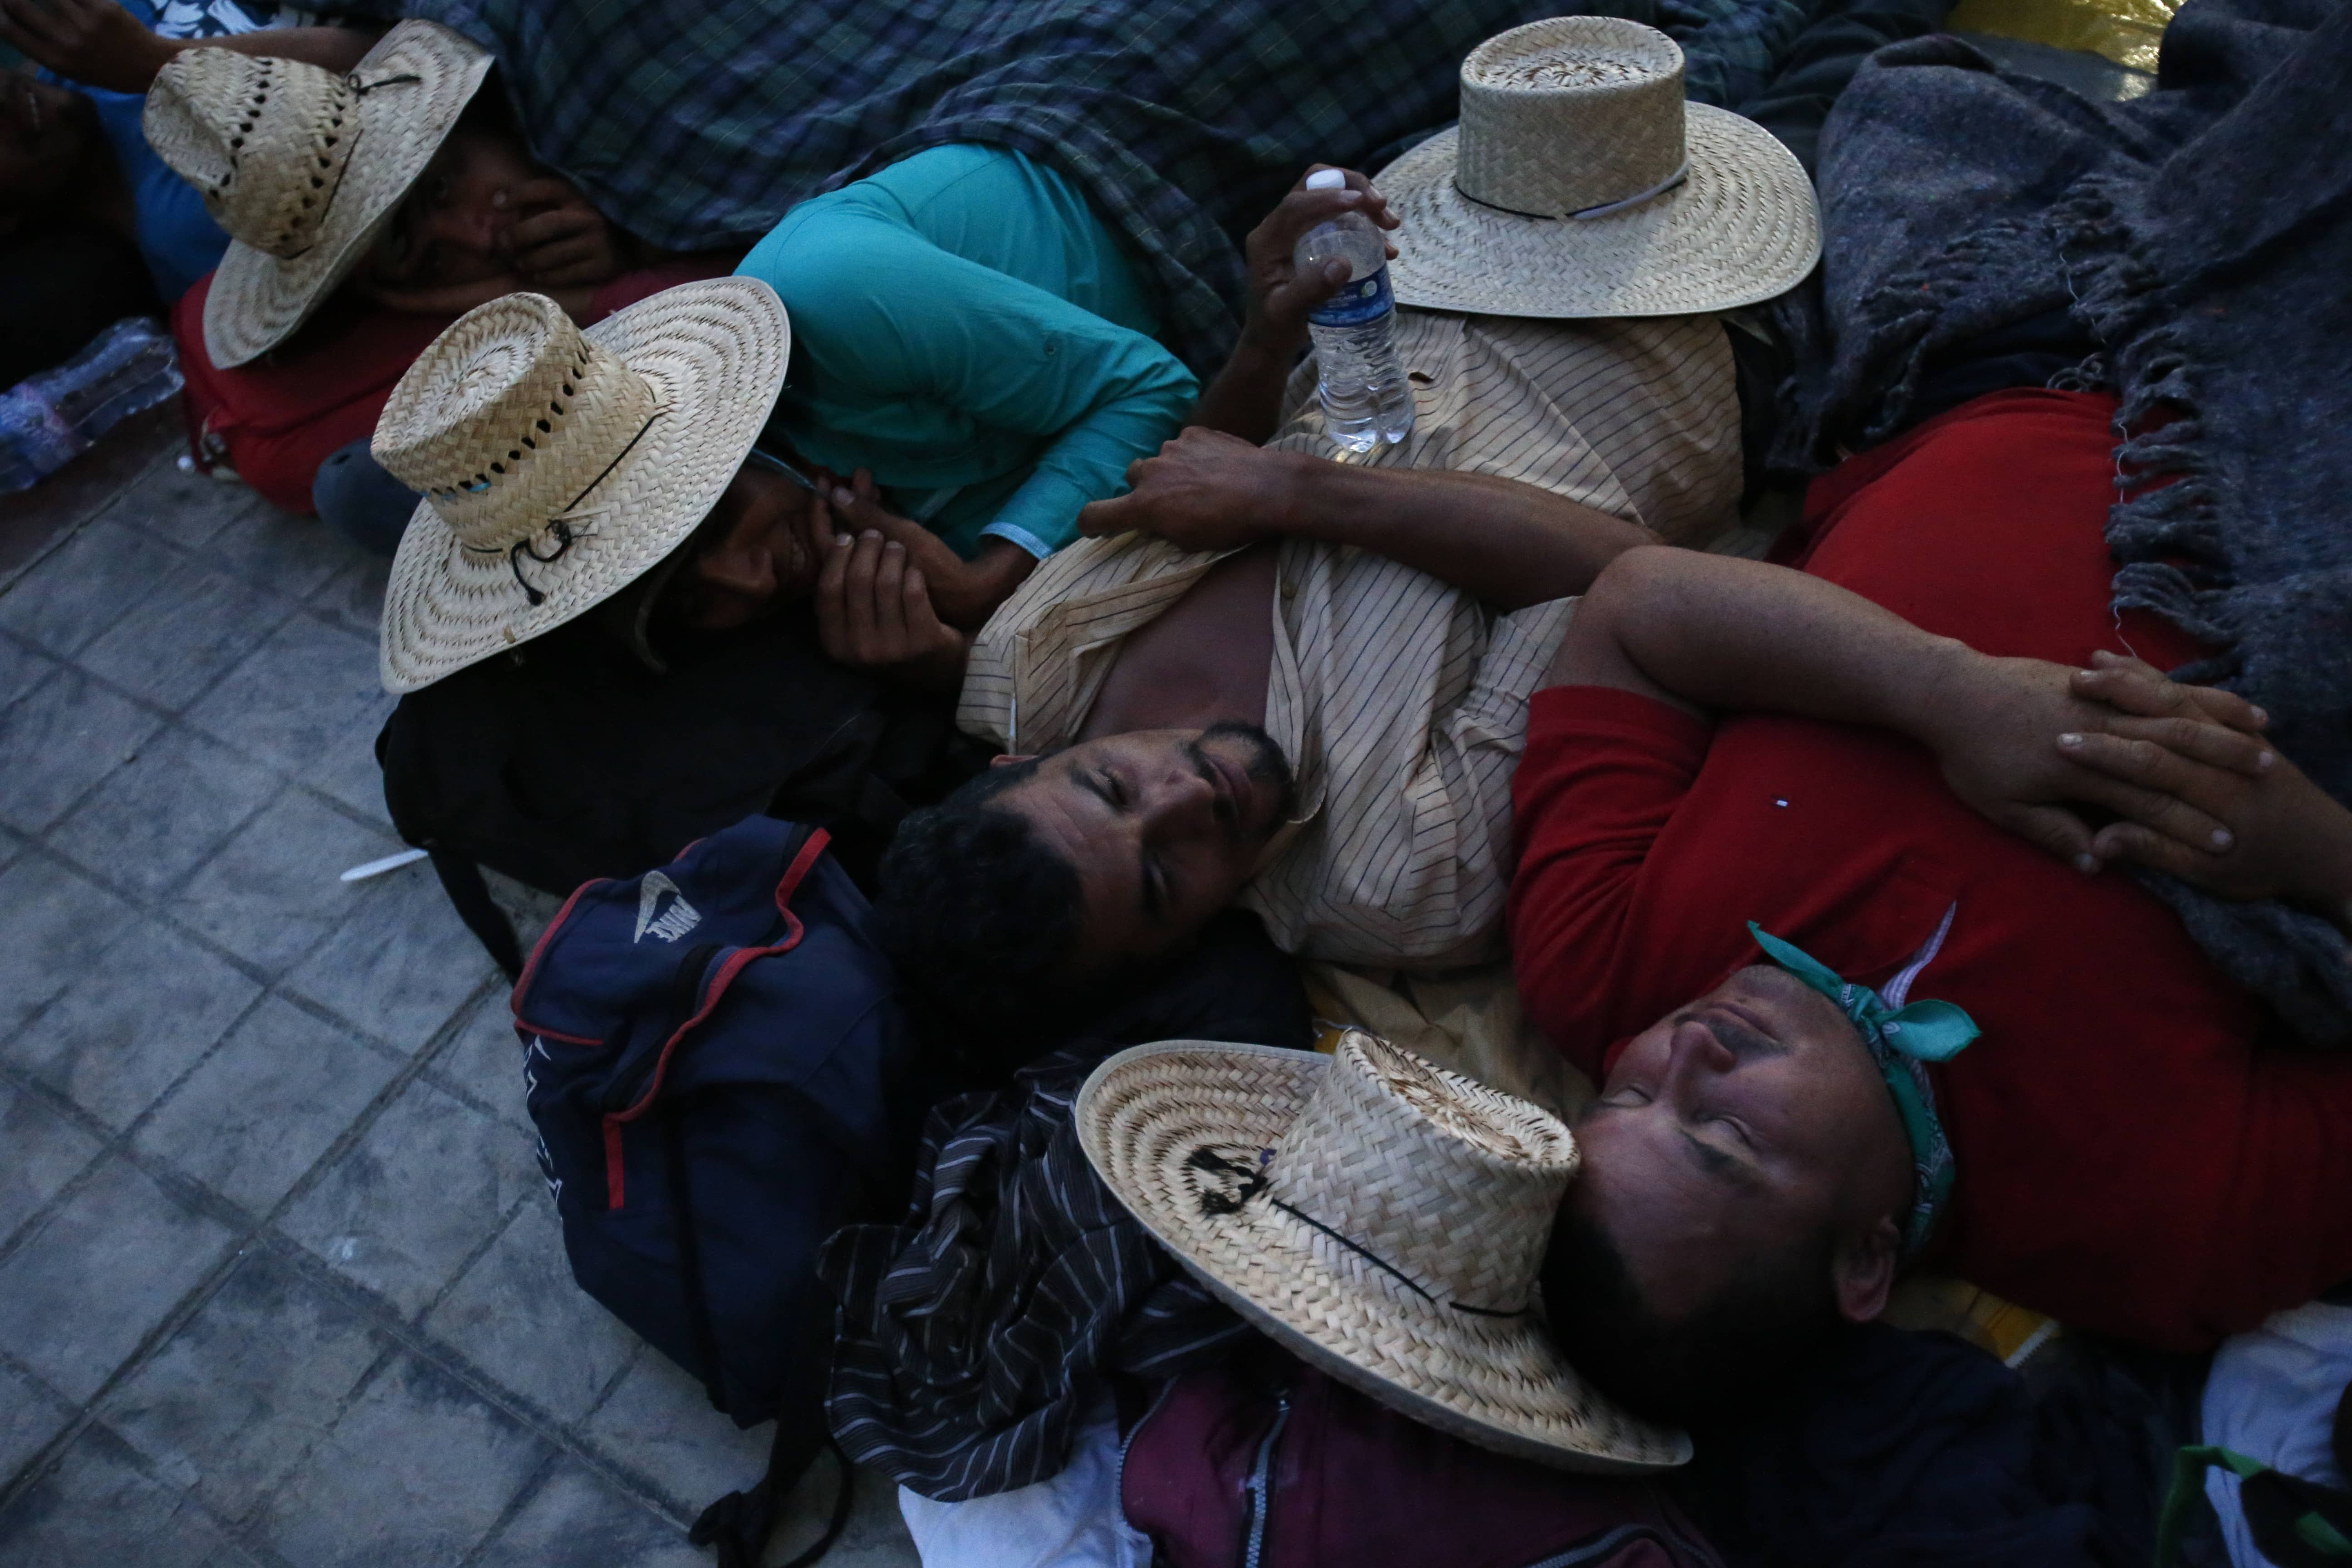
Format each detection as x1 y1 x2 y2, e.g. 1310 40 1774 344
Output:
1745 913 1980 1259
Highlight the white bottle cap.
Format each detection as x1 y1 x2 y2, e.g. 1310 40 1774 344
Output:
1304 168 1347 191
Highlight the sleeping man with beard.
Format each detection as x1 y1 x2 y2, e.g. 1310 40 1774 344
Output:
851 136 1740 1026
861 430 1654 1027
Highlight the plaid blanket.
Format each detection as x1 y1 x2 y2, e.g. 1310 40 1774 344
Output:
349 0 1808 374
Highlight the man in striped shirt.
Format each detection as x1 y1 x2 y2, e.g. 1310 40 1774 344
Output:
829 166 1754 1029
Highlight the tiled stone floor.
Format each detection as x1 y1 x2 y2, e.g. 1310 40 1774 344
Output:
0 408 921 1566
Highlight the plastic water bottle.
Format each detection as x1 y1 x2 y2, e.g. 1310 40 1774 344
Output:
0 318 184 493
1294 168 1414 453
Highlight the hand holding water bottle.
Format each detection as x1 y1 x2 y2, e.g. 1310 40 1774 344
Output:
1236 166 1400 354
1291 167 1415 452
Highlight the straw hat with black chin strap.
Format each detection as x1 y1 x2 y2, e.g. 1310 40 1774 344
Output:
374 279 791 694
1075 1029 1692 1472
142 19 494 368
1375 16 1820 318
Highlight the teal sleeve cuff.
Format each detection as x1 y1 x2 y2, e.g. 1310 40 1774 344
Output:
980 519 1058 560
985 464 1099 558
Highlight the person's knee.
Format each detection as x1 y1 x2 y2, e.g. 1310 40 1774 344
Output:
312 438 421 556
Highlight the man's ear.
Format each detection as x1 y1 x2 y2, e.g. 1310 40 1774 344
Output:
990 753 1036 769
1830 1215 1901 1324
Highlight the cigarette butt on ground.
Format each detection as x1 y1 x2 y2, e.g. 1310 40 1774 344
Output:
341 848 431 883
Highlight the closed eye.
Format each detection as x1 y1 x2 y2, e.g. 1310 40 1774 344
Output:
1081 769 1168 920
1708 1114 1756 1151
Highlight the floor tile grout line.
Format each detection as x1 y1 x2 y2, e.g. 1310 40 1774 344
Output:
0 511 194 663
223 1332 409 1549
0 1081 694 1552
0 621 57 675
0 967 504 1517
1 852 275 996
74 428 208 534
0 1344 84 1435
0 1238 251 1519
14 815 485 1065
0 578 386 794
0 657 171 838
37 745 290 913
265 1236 714 1531
78 584 311 718
0 950 433 1238
0 433 184 603
47 592 370 732
414 1003 538 1135
0 982 279 1266
6 612 396 877
410 1190 542 1333
0 848 423 1069
28 759 412 970
452 1444 569 1567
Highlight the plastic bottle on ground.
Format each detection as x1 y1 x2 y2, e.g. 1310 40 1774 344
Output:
1293 167 1414 454
0 317 184 493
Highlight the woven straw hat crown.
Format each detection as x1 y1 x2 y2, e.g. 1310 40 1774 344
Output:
1078 1034 1690 1469
1268 1033 1578 1314
1455 17 1687 219
145 49 363 260
373 292 665 553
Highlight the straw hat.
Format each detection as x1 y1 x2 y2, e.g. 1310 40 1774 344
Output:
1075 1032 1691 1472
374 279 790 693
144 20 493 368
1374 17 1819 318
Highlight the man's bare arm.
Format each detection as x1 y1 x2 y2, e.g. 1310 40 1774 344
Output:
1545 545 2298 879
1079 426 1651 610
0 0 380 95
1542 544 1969 722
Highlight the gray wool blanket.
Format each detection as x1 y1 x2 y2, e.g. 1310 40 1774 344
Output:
1772 0 2352 1043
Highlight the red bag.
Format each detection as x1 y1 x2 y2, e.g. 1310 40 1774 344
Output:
172 259 735 514
1122 1352 1723 1568
173 276 454 514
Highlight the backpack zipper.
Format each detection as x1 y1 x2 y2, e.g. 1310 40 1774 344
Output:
1240 1392 1291 1568
1113 1379 1180 1516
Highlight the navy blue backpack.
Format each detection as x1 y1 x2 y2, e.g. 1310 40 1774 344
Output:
514 814 920 1565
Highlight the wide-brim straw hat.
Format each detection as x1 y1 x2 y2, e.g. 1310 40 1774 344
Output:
375 278 790 692
144 20 493 368
1375 16 1819 318
1076 1032 1691 1472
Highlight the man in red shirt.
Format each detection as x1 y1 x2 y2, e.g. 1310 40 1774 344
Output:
1513 387 2352 1419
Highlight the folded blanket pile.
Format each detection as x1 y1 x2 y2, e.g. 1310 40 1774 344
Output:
1775 0 2352 1041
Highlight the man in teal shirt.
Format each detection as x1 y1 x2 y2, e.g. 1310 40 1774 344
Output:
708 143 1198 630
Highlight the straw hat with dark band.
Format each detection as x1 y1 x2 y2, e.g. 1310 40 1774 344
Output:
143 20 493 368
1376 17 1820 318
375 279 790 693
1076 1032 1691 1472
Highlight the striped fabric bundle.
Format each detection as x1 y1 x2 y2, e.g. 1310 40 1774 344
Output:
819 911 1310 1499
819 1049 1249 1500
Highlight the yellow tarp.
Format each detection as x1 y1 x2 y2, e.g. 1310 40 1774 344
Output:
1947 0 2180 72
